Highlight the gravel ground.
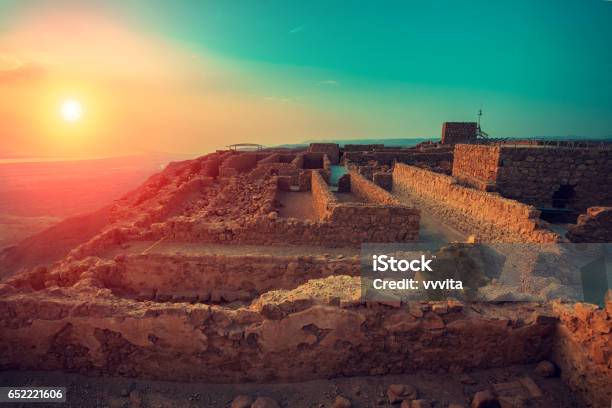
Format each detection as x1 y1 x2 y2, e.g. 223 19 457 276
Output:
0 364 582 408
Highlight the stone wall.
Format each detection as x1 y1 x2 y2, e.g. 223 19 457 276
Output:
142 171 418 247
256 153 280 165
349 170 400 205
308 170 420 244
551 301 611 407
249 162 299 181
311 171 336 220
110 253 360 303
343 144 384 151
219 153 259 177
453 145 612 211
343 151 453 168
302 153 325 169
373 172 393 191
392 164 560 243
452 144 500 190
496 146 612 211
0 284 558 383
441 122 477 145
291 154 304 169
566 207 612 242
308 143 340 164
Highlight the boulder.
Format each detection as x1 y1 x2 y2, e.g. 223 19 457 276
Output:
230 395 254 408
471 390 499 408
331 395 352 408
388 384 417 404
251 396 280 408
533 360 556 378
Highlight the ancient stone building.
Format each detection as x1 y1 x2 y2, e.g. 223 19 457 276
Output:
441 122 477 145
308 143 340 164
452 144 612 211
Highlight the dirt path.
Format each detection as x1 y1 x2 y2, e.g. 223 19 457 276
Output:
277 192 315 220
392 189 466 245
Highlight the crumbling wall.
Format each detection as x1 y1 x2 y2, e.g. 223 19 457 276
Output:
219 153 259 177
349 170 400 205
392 164 560 243
250 162 299 180
343 144 384 152
308 171 419 244
110 254 359 302
373 172 393 191
566 207 612 242
343 151 452 168
291 154 304 169
256 153 280 165
327 203 419 242
311 171 337 220
452 145 501 190
303 153 325 169
278 154 296 164
0 286 558 383
551 301 611 408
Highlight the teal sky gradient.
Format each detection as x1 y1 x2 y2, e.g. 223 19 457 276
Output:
2 0 612 140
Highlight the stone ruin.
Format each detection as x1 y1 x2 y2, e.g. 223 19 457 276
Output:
0 138 610 407
441 122 478 145
452 143 612 212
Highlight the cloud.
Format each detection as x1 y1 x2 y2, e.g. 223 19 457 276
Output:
289 25 305 34
318 80 340 86
263 96 304 105
0 55 46 83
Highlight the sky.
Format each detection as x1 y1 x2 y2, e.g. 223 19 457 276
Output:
0 0 611 157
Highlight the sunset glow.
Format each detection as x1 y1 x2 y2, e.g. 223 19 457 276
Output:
0 1 611 159
60 99 83 123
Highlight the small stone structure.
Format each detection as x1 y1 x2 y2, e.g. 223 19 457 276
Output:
308 143 340 164
441 122 477 145
218 152 260 177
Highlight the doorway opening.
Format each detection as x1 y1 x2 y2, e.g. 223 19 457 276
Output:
552 184 575 209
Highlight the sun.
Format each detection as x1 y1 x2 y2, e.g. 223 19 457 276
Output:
60 99 83 123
